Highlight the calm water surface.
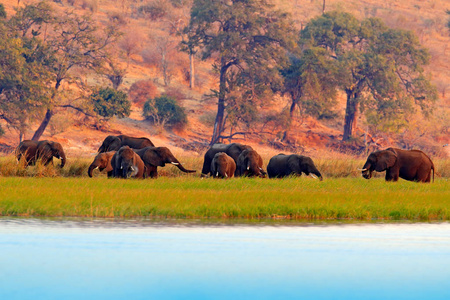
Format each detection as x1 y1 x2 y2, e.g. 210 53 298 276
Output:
0 218 449 300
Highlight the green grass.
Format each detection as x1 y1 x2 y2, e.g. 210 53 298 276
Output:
0 177 448 220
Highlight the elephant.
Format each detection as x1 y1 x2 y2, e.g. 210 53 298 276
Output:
201 143 253 177
267 154 323 180
134 146 196 178
235 149 266 177
16 140 66 168
98 135 155 153
88 151 116 177
210 152 236 179
111 146 146 179
361 148 434 182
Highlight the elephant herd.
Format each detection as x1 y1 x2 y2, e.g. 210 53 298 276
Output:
15 135 435 183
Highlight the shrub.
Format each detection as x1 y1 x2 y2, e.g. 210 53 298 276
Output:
0 4 7 18
143 95 187 128
91 87 131 119
137 1 168 21
128 80 159 107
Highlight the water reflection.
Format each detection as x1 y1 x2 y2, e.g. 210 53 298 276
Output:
0 218 449 300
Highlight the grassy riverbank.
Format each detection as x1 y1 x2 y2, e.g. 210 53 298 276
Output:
0 177 448 220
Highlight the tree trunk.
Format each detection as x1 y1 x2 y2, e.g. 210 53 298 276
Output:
210 62 229 145
342 93 359 141
189 52 195 89
31 109 53 141
32 79 62 141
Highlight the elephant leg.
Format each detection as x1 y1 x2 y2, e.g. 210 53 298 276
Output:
385 169 398 182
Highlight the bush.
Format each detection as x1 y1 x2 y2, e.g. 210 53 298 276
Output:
143 95 187 128
128 80 159 107
91 87 131 119
0 4 7 18
137 1 168 21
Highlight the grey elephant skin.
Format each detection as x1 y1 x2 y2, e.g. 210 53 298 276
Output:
201 143 252 177
135 147 196 178
111 146 146 179
16 140 66 168
88 151 116 177
267 154 323 180
361 148 434 182
98 135 155 152
235 149 266 177
211 152 236 179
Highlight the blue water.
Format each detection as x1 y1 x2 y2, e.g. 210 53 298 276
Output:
0 219 449 300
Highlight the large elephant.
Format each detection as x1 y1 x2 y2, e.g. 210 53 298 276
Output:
88 151 116 177
16 140 66 168
135 147 196 178
111 146 146 179
211 152 236 179
201 143 252 177
267 154 323 180
361 148 434 182
235 149 266 177
98 135 155 152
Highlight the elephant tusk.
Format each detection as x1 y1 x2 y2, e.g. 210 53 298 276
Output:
247 166 250 170
216 172 219 177
358 168 368 171
310 174 318 179
94 166 99 170
225 173 228 178
171 162 179 165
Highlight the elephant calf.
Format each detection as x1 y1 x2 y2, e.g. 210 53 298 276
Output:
267 154 323 180
88 151 116 177
16 140 66 168
361 148 434 182
211 152 236 179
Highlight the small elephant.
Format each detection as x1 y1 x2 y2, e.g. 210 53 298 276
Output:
16 140 66 168
267 154 323 180
211 152 236 179
135 147 196 178
201 143 252 177
361 148 434 182
98 135 154 153
235 149 266 177
111 146 146 179
88 151 116 177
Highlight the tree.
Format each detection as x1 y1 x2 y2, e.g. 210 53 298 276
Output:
0 7 52 141
281 47 338 120
301 11 437 141
91 87 130 119
185 0 295 144
22 4 122 141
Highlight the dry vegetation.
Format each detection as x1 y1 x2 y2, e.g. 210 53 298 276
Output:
0 0 449 160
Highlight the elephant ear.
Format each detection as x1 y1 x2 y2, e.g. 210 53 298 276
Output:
108 137 122 151
143 149 164 167
375 150 397 172
37 141 52 157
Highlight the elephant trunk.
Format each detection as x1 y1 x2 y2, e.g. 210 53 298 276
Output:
59 152 66 168
88 163 97 177
170 157 196 173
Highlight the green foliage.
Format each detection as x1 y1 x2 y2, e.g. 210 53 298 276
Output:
143 95 187 128
300 11 438 139
186 0 296 142
281 48 338 119
91 87 130 119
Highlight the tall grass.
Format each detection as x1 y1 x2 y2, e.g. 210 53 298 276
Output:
1 154 448 178
0 177 448 220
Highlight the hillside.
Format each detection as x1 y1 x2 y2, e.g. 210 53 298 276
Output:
0 0 449 159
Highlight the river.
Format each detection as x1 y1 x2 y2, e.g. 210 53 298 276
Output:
0 218 449 299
